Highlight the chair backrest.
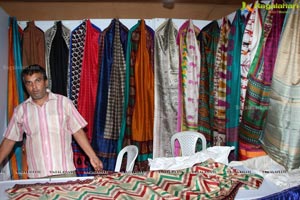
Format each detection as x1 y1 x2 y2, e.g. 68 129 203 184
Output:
170 131 207 157
114 145 139 173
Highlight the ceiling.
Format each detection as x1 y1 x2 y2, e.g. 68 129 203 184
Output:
0 0 251 21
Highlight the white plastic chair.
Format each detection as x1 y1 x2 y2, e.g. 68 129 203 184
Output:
114 145 138 172
170 131 207 157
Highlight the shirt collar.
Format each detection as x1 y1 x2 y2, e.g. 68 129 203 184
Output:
25 89 57 104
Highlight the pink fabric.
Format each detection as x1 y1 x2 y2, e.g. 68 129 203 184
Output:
4 91 87 178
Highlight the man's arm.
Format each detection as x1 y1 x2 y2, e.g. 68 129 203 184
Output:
73 129 103 171
0 138 16 165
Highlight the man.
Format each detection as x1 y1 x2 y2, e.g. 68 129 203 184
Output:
0 64 103 178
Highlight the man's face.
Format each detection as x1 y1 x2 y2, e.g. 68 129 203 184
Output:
23 72 48 101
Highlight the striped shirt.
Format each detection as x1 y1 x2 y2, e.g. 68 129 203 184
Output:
4 91 87 178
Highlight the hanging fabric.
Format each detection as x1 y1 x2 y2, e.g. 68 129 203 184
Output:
118 20 141 153
75 20 101 175
8 17 28 179
153 19 179 158
239 0 287 161
176 19 201 132
261 0 300 170
22 21 45 68
121 20 154 171
92 19 128 171
69 20 86 106
226 10 247 161
69 20 87 175
197 20 220 146
239 3 263 122
212 17 231 145
239 8 271 160
45 21 70 96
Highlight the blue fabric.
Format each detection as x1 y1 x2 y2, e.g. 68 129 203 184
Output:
92 19 128 171
10 17 25 179
12 17 24 102
257 185 300 200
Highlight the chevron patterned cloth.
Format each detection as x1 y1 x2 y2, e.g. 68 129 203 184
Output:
6 159 263 199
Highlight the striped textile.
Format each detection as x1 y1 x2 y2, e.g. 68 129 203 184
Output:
6 159 263 200
239 0 285 160
261 0 300 170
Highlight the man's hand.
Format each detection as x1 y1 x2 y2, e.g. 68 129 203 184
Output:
90 155 103 171
73 129 104 173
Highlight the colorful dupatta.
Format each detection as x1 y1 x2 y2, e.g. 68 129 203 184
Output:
261 0 300 170
239 4 263 122
213 17 231 145
8 17 28 179
177 20 201 132
239 0 286 161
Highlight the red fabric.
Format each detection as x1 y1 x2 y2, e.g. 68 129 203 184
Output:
77 20 101 141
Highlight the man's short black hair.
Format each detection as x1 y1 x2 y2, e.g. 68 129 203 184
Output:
21 64 48 83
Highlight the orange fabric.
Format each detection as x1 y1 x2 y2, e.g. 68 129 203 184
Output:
131 21 154 142
239 141 266 160
8 24 19 180
8 20 28 179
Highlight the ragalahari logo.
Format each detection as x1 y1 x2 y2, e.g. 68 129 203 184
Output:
241 1 254 12
241 1 300 12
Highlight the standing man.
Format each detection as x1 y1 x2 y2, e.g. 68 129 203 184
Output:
0 64 103 178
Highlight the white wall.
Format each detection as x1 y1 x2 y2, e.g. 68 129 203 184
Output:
0 7 10 181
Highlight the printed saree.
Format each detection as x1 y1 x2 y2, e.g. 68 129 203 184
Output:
239 0 286 160
177 19 201 132
197 20 220 146
213 17 231 145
